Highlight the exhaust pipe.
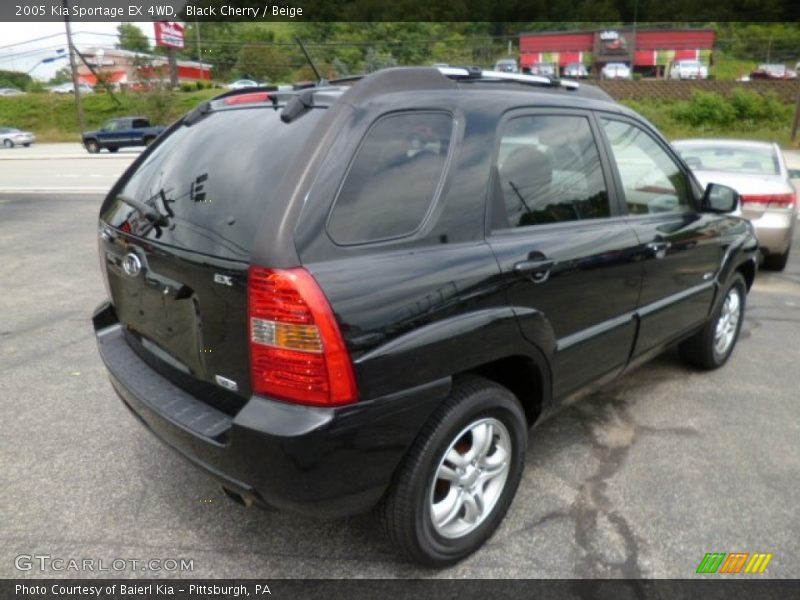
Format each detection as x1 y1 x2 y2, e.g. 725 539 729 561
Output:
221 486 253 508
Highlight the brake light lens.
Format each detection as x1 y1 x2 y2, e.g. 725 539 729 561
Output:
224 92 271 106
741 193 796 210
248 267 357 406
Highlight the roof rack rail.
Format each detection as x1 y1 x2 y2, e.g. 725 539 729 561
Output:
438 66 580 91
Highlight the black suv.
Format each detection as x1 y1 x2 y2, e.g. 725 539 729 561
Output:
93 67 758 566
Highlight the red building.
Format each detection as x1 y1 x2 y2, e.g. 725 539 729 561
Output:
519 28 716 76
76 47 212 89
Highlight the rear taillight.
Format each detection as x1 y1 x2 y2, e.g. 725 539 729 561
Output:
741 193 796 210
248 267 357 407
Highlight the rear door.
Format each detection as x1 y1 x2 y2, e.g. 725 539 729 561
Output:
486 110 642 399
597 115 722 356
99 102 326 407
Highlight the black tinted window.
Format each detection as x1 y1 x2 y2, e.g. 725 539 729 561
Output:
132 119 149 128
328 112 453 245
101 107 325 260
495 115 609 229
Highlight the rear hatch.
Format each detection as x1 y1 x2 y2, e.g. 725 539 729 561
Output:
98 95 326 414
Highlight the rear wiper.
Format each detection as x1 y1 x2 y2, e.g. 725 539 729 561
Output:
116 194 169 226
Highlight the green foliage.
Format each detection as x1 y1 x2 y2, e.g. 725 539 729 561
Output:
669 89 793 127
25 80 48 94
117 23 150 53
0 89 218 141
48 67 73 86
671 91 737 126
0 70 32 90
622 92 794 146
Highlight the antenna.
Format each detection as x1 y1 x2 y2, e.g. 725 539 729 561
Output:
295 37 325 84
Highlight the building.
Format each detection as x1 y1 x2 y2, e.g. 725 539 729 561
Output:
519 28 716 77
75 47 212 89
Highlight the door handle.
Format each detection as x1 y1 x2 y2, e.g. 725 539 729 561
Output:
646 241 671 259
514 259 555 283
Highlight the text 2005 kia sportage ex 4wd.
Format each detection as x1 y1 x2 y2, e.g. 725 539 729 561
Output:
93 67 758 566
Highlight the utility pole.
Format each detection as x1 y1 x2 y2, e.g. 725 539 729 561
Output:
62 0 85 133
167 47 178 88
195 20 202 63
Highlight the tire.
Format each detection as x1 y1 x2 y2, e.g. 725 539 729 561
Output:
3 139 13 148
763 245 790 272
23 143 30 147
85 140 100 154
378 375 527 566
679 273 746 370
107 146 119 153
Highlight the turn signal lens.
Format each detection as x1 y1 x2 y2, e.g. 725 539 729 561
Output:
248 267 357 406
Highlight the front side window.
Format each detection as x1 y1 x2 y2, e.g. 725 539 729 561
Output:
602 119 692 215
328 112 453 245
495 114 610 228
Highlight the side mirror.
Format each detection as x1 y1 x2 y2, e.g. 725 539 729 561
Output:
702 183 739 213
788 168 800 179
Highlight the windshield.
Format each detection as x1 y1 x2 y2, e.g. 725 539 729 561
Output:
101 105 325 260
676 145 780 176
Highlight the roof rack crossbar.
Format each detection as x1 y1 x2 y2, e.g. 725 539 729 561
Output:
438 67 580 91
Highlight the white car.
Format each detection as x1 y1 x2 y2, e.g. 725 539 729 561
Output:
669 60 709 80
226 79 259 90
674 139 798 271
493 59 519 74
0 87 24 96
1 127 36 148
600 62 632 80
49 82 93 94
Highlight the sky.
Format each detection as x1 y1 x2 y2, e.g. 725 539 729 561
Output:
0 21 151 80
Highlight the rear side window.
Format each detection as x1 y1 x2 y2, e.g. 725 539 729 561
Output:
101 107 325 260
327 112 453 245
132 119 149 129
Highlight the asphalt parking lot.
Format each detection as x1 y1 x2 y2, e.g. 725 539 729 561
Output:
1 148 799 579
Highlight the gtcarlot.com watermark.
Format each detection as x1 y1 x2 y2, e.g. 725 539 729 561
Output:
14 554 194 573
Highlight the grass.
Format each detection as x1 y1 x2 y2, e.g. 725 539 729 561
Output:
711 51 759 81
621 96 798 148
0 89 218 142
2 87 797 148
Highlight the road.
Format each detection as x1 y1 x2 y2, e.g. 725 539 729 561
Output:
0 143 139 194
0 148 799 579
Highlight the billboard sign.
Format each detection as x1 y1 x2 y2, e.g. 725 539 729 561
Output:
594 29 634 63
154 21 185 49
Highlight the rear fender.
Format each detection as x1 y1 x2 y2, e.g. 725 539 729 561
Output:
354 307 554 411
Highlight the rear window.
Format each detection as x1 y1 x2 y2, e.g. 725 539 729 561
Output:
327 111 453 245
676 145 779 176
101 106 324 260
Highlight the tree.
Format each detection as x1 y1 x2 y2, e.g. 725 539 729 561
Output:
117 23 150 53
48 67 72 85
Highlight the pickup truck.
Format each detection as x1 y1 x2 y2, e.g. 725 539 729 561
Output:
82 117 165 154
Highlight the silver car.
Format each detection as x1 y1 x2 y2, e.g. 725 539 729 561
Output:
668 60 709 80
0 127 36 148
674 139 798 270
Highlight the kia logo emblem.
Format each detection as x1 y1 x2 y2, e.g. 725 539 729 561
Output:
122 253 142 277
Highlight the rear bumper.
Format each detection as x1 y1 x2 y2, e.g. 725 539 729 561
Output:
750 209 796 255
93 301 450 517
